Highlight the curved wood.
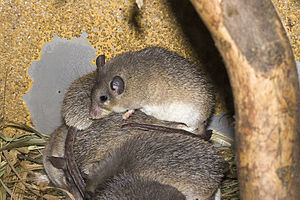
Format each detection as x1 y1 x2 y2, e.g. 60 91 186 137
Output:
189 0 300 199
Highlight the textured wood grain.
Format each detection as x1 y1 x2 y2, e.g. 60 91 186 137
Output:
189 0 300 199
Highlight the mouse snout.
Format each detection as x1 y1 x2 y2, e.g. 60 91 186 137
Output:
89 105 104 119
89 102 112 119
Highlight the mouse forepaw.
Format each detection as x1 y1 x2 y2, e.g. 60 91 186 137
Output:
122 109 135 119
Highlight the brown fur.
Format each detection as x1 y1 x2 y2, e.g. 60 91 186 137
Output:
43 64 223 200
44 111 226 200
90 47 215 133
93 173 186 200
81 116 225 200
62 72 96 130
44 112 224 199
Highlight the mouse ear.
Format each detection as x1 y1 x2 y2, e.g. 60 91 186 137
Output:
96 55 105 73
48 156 67 170
111 76 124 95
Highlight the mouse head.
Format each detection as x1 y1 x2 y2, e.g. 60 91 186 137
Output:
89 55 126 119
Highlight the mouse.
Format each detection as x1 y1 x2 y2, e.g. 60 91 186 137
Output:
43 111 192 199
44 111 226 200
64 124 199 200
61 68 204 138
89 46 215 135
83 125 226 200
91 173 186 200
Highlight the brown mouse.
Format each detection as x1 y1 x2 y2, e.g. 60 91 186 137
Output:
43 111 188 199
83 122 225 200
91 173 186 200
90 46 215 135
44 111 225 200
61 69 195 136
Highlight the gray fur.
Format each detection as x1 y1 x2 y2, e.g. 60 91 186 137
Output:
44 113 226 200
44 63 224 200
90 46 215 133
83 121 225 200
93 173 186 200
62 72 96 130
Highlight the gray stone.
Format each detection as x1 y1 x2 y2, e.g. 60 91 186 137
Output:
23 33 96 134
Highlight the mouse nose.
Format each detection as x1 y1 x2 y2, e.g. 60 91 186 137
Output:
89 105 103 119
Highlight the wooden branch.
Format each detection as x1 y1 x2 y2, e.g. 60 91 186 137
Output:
189 0 300 199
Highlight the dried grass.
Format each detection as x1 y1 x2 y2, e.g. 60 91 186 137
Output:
0 120 63 200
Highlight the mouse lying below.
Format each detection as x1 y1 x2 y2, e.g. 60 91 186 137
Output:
89 173 186 200
43 111 226 200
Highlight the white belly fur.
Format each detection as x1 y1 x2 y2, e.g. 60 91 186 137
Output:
140 103 199 130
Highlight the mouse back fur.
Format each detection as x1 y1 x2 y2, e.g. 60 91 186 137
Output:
91 47 215 129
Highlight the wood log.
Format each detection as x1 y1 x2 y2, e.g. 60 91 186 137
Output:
189 0 300 199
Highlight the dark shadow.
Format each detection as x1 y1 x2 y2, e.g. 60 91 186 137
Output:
168 0 234 114
128 3 145 38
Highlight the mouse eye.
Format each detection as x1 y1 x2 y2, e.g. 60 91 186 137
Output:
110 76 124 95
100 95 108 102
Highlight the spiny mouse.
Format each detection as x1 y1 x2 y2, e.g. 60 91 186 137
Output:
44 112 225 200
61 67 210 140
90 173 186 200
90 46 215 135
84 129 225 200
